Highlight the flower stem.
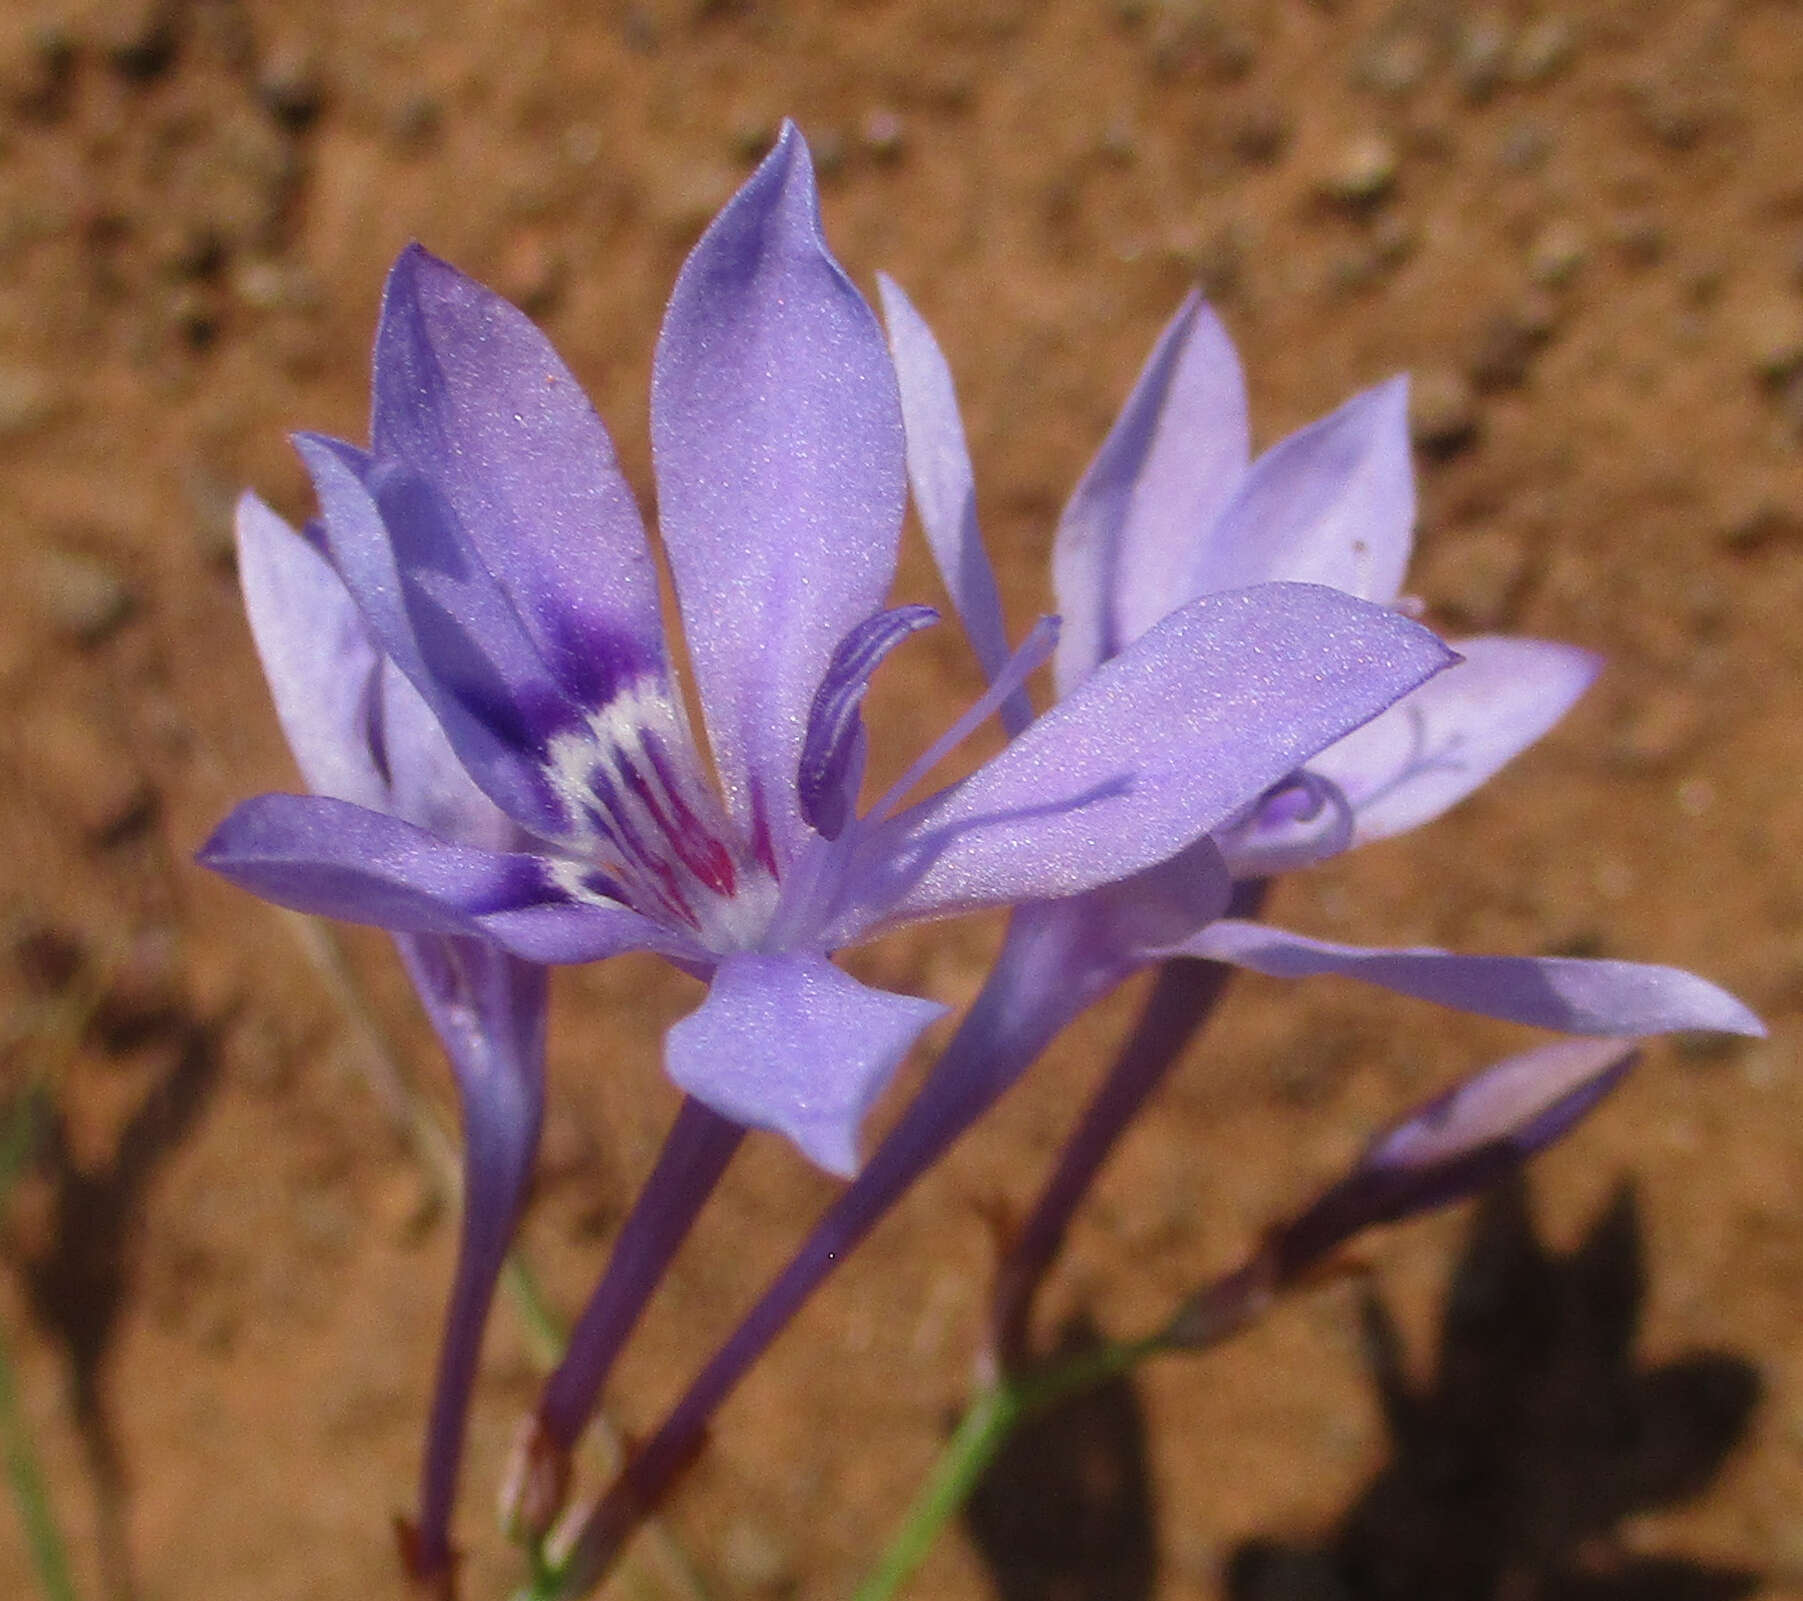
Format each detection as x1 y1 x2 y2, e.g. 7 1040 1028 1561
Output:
851 1334 1166 1601
0 1093 81 1601
989 958 1231 1368
0 1316 81 1601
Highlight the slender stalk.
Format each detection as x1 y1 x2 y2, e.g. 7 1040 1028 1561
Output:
0 1317 81 1601
0 1094 81 1601
851 1385 1019 1601
538 916 1094 1597
510 1099 744 1543
989 958 1232 1369
284 915 708 1598
535 1101 744 1452
851 1334 1165 1601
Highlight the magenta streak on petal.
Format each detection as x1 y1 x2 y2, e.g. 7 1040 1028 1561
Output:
581 765 699 928
615 743 737 898
540 683 774 947
640 727 738 895
799 604 939 839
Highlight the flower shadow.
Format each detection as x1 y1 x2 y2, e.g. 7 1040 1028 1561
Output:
1227 1174 1762 1601
964 1314 1159 1601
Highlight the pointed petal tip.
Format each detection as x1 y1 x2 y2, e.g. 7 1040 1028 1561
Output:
235 486 280 524
233 488 295 561
794 1123 861 1182
380 241 434 310
1711 989 1767 1039
386 240 451 288
750 116 815 205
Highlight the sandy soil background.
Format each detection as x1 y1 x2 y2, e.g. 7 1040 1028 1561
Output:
2 1 1801 1598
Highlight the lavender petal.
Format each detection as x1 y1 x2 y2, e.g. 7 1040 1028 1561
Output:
876 274 1028 731
234 492 388 811
377 660 517 851
664 953 945 1176
1183 377 1414 605
1053 293 1251 693
1276 1039 1638 1277
651 123 906 869
295 433 572 837
372 246 668 709
1314 635 1603 844
1184 921 1766 1036
831 584 1454 939
198 793 680 963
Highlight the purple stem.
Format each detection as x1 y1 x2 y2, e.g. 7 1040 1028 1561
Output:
400 939 547 1585
550 905 1108 1593
505 1095 744 1543
987 879 1265 1369
988 957 1231 1369
414 1097 540 1578
536 1097 745 1449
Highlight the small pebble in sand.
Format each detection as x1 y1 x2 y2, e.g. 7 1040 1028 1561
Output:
0 366 60 437
1319 132 1398 206
860 107 906 162
1409 369 1481 457
1454 12 1511 101
1509 16 1575 85
33 547 135 645
257 42 325 128
1743 296 1803 385
1469 304 1553 391
1528 219 1588 288
719 1519 796 1595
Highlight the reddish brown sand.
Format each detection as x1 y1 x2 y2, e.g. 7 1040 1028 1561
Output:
1 2 1801 1598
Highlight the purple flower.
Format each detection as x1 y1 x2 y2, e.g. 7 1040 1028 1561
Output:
1268 1037 1638 1282
1167 1036 1640 1349
881 277 1763 1040
201 125 1457 1178
526 241 1764 1598
232 491 544 1584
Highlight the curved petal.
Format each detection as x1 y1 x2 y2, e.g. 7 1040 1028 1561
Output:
651 123 906 869
875 274 1029 734
798 605 937 840
1053 294 1251 694
198 793 678 963
664 953 945 1177
831 584 1455 938
1184 377 1414 605
234 492 388 811
1314 635 1603 845
295 433 576 838
1276 1039 1638 1277
1071 837 1236 961
1215 769 1357 878
1365 1038 1637 1176
1183 921 1766 1037
371 246 667 709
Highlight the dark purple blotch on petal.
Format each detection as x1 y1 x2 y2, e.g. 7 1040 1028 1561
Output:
372 244 669 712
